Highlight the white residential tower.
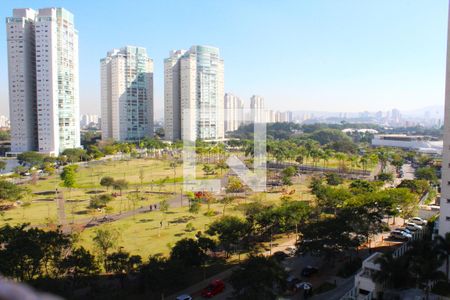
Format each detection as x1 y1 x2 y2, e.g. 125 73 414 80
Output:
6 8 80 155
101 46 154 141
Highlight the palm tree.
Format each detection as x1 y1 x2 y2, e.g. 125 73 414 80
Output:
434 233 450 281
373 252 410 289
334 152 347 172
408 240 445 299
359 155 369 172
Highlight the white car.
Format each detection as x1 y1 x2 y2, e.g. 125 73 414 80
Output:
405 222 422 231
409 217 427 226
176 295 192 300
392 229 412 239
390 231 410 241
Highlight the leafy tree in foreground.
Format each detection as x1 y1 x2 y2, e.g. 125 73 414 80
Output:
170 238 207 267
230 255 287 300
207 216 250 256
93 226 120 268
59 247 99 277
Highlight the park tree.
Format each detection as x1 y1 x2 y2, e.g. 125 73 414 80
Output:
112 179 128 196
202 164 215 176
226 177 244 194
0 160 6 173
0 180 28 203
100 176 115 190
170 238 207 267
397 179 429 195
206 216 250 256
189 199 201 215
349 179 377 195
415 166 438 183
88 194 113 209
325 173 343 186
43 162 55 175
92 226 121 268
62 148 88 163
215 159 228 175
17 151 45 167
377 172 394 182
59 247 99 277
220 196 235 216
230 255 287 300
60 165 78 190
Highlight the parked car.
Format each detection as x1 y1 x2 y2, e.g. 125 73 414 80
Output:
176 295 192 300
391 229 412 240
201 279 225 298
405 222 422 231
390 231 410 241
398 228 413 235
409 217 427 226
301 266 318 277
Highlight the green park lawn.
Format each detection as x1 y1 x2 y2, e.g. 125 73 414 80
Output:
1 156 315 258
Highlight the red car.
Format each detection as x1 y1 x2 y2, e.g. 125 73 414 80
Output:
201 279 225 298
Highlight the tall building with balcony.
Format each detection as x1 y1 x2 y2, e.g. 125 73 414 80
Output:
6 8 80 155
164 45 224 141
224 93 243 132
101 46 154 141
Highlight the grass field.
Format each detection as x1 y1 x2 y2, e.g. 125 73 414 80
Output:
1 157 315 258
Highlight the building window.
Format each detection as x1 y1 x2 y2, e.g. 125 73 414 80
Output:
446 216 450 221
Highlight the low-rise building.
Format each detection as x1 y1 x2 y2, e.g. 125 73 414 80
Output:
371 134 443 154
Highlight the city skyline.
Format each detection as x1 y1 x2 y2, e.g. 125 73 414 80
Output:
0 0 448 117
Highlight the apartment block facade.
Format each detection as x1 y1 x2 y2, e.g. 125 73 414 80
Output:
224 93 244 132
6 8 80 155
164 45 224 141
101 46 153 141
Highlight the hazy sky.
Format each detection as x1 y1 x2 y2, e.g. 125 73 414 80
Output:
0 0 448 118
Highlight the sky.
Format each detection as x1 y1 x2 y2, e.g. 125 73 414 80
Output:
0 0 448 118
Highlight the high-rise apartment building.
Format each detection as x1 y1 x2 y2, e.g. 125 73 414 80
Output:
224 93 244 132
164 45 224 141
101 46 154 141
250 95 265 123
440 4 450 236
6 8 80 155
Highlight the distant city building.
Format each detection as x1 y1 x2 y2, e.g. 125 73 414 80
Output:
80 114 99 129
6 8 80 155
0 116 10 128
164 46 224 141
391 108 402 124
224 93 244 132
101 46 154 141
250 95 265 123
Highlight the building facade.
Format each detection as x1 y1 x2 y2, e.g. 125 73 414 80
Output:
101 46 154 141
6 8 80 155
224 93 243 132
164 45 224 141
250 95 265 123
440 3 450 236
